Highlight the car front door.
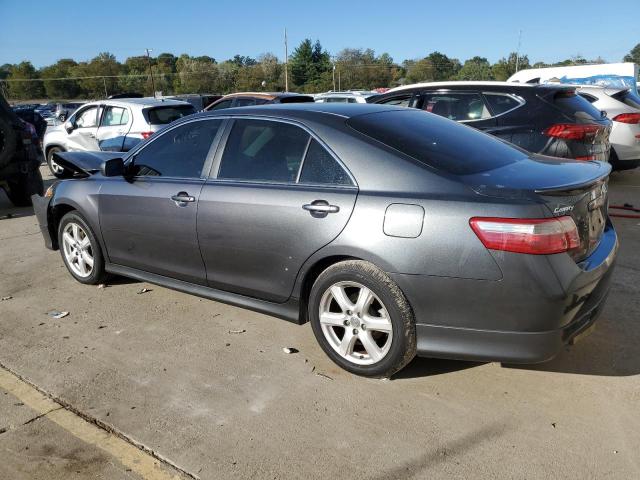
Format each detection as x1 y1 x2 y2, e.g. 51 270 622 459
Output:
96 105 132 151
98 118 224 284
66 105 100 151
197 118 358 303
415 90 498 133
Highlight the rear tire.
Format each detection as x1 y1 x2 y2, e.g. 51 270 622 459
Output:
47 146 72 178
309 260 416 378
58 211 107 285
609 148 640 171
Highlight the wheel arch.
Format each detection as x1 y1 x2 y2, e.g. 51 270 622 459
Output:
48 202 77 249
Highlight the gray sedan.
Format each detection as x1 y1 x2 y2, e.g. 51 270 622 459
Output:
32 103 617 377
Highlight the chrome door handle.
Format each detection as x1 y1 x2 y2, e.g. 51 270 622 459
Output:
171 192 195 205
303 201 340 217
303 204 339 213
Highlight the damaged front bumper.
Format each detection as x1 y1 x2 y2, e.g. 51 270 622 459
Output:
31 194 55 250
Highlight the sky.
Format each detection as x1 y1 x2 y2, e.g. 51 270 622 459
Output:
0 0 636 67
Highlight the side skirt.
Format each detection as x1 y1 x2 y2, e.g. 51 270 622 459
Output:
105 263 303 324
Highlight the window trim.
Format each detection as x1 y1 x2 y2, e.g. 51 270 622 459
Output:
123 116 227 181
209 115 357 189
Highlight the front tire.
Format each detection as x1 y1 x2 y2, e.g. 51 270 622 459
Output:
58 211 107 285
47 146 72 178
309 260 416 378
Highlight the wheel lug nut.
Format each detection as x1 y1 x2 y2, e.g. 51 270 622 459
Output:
347 310 352 315
353 329 358 335
343 320 350 326
361 324 366 330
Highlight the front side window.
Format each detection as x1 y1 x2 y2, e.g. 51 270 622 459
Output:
484 93 523 115
131 119 221 178
74 106 98 128
418 92 491 121
218 119 310 183
101 106 130 126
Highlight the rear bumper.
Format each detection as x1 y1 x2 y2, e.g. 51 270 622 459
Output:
392 222 618 364
31 194 55 250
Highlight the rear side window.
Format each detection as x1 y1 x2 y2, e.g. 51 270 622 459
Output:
299 139 352 185
132 119 221 178
146 105 196 125
101 106 130 126
209 99 233 111
218 119 309 182
417 92 491 121
484 93 523 115
552 91 603 121
376 94 412 107
612 90 640 109
347 110 527 175
235 98 257 107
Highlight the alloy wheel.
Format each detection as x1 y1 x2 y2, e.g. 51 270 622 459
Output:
319 281 393 365
62 222 94 277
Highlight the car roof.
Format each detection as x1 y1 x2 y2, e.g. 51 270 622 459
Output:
219 92 311 101
386 81 575 94
195 102 406 120
84 97 192 108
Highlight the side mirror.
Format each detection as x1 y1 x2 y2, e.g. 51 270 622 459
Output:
64 120 74 133
101 158 125 177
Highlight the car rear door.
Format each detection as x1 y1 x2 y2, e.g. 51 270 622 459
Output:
98 118 224 285
197 117 358 303
96 105 132 151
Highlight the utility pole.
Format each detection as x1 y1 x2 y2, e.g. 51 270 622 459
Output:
338 69 341 91
103 77 108 98
284 29 289 92
145 48 156 97
515 29 522 73
332 64 336 91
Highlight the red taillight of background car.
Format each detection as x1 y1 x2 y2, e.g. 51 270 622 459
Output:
543 123 601 141
469 216 580 255
612 113 640 124
574 155 596 161
141 131 153 139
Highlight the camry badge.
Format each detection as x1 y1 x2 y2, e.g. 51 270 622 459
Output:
554 205 574 214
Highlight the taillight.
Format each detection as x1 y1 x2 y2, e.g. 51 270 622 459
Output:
612 113 640 124
543 124 601 141
575 155 596 161
141 131 153 139
469 216 580 255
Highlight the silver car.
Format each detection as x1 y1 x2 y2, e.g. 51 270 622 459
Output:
43 97 196 178
577 85 640 170
314 91 379 104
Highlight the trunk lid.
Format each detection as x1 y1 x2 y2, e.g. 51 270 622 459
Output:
463 155 611 261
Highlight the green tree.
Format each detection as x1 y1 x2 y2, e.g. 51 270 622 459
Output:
175 55 219 93
492 52 530 81
41 59 81 99
72 52 122 98
457 56 493 80
289 39 331 91
623 43 640 64
7 61 45 100
404 58 434 83
425 51 460 81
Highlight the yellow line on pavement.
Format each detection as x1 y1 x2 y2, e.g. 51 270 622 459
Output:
0 367 184 480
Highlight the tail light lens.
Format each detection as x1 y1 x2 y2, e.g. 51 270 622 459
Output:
575 155 596 161
612 113 640 124
141 131 153 139
543 123 601 141
469 216 580 255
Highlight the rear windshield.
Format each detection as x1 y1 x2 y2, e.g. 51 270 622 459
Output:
347 110 527 175
146 105 196 124
611 90 640 110
279 96 314 104
552 92 603 121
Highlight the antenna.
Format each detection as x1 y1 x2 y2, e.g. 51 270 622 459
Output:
284 29 289 92
515 30 523 72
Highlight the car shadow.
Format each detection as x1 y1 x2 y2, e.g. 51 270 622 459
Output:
392 357 484 380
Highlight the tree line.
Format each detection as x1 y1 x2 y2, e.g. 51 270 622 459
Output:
2 40 638 101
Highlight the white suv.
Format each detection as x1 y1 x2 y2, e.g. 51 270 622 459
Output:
577 86 640 170
43 97 195 177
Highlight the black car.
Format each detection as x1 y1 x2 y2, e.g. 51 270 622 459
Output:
205 92 315 111
370 81 612 161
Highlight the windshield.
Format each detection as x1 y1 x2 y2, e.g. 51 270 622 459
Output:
347 109 527 175
146 105 196 125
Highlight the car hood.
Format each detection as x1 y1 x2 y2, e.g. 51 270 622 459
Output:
461 155 611 200
53 150 123 176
